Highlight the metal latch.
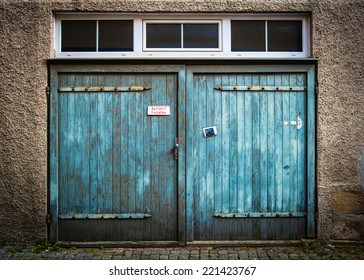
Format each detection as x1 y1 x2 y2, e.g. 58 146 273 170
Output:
174 137 179 161
284 117 304 130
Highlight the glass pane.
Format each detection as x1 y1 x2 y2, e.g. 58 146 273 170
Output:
231 20 265 51
61 20 96 52
268 21 302 51
146 24 181 48
183 24 219 48
99 20 133 52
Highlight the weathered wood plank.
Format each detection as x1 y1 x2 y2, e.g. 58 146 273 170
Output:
307 66 316 238
267 74 276 240
221 74 231 240
49 67 60 242
142 74 152 241
259 74 268 240
206 74 215 240
289 74 299 239
213 74 223 240
229 74 238 240
199 74 208 240
243 74 253 240
281 74 291 240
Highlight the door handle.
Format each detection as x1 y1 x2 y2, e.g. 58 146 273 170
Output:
174 137 179 161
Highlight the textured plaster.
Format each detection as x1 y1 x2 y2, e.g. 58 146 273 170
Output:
0 0 364 243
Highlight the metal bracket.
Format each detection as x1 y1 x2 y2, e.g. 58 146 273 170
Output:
46 214 51 224
214 85 306 92
214 212 306 218
58 213 152 220
58 86 151 93
283 117 304 130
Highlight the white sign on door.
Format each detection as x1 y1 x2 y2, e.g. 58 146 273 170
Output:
147 106 170 116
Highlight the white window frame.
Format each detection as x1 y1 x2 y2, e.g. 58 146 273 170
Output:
143 20 222 52
54 13 310 59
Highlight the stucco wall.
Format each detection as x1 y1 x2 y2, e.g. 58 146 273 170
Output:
0 0 363 243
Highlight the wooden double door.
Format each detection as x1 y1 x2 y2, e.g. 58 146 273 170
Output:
49 65 315 243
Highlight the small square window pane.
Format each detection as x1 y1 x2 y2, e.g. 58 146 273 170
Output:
183 24 219 48
146 24 181 48
268 21 302 52
231 21 265 52
99 20 133 52
61 20 96 52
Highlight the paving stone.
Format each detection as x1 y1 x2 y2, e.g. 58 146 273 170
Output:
288 254 300 260
257 251 269 260
267 250 279 260
248 251 258 260
278 253 289 260
102 254 113 260
228 254 239 259
64 254 75 260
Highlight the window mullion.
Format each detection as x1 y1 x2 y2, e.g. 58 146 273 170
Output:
265 20 268 52
96 20 99 52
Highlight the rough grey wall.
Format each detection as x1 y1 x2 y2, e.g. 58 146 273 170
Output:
0 0 363 243
0 0 52 244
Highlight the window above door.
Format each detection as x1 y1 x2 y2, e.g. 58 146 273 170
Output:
55 14 310 59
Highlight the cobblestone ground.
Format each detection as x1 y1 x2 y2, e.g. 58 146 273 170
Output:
0 244 363 260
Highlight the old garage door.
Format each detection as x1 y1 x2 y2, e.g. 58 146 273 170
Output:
50 64 315 243
186 66 316 241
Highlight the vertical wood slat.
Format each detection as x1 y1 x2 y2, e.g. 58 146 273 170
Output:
206 75 215 240
251 74 261 239
142 74 152 241
259 74 268 240
199 74 207 240
177 67 187 243
289 74 298 239
221 74 230 240
229 74 238 240
213 74 223 240
236 74 245 238
267 74 276 239
243 74 253 240
126 74 137 240
282 74 291 239
307 67 316 238
49 67 60 242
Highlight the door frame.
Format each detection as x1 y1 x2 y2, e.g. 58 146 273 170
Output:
48 64 187 243
185 65 316 242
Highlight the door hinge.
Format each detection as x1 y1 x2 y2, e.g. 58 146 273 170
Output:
315 83 319 96
46 214 51 224
46 86 50 96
